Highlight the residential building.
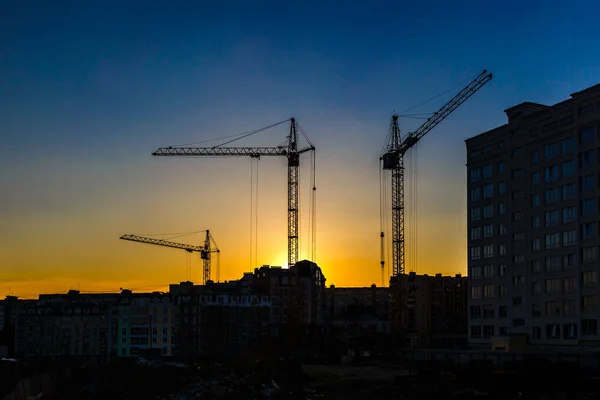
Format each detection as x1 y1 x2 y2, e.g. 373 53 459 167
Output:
170 280 271 358
115 290 175 357
466 83 600 348
14 291 115 358
399 272 467 347
324 284 390 333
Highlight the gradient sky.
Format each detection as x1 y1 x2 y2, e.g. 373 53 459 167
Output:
2 0 600 298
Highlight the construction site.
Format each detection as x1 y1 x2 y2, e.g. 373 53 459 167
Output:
1 70 503 399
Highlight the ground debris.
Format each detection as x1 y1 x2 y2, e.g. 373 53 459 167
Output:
161 372 323 400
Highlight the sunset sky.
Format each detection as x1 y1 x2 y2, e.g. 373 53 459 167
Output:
2 1 600 298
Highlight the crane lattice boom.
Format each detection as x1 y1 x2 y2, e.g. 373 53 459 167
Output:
120 230 220 284
381 69 492 340
152 118 315 268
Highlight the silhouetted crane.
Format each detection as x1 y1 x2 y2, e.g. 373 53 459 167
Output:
152 118 315 268
120 230 220 284
381 70 493 338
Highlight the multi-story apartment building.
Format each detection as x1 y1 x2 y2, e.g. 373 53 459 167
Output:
115 290 175 357
170 280 271 358
400 272 468 347
466 83 600 349
14 291 116 358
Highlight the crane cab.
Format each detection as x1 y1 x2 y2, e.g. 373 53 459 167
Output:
382 152 400 170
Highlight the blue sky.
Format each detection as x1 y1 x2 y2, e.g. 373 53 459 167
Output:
1 0 599 295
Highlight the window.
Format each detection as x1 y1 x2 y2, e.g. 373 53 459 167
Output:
563 253 575 269
532 281 542 294
546 301 562 317
531 259 541 273
545 210 559 226
471 207 481 221
483 285 494 298
545 278 562 294
513 297 523 306
483 184 493 199
482 164 492 179
544 188 559 204
582 319 598 335
498 161 506 174
470 226 482 240
499 202 507 215
531 193 540 207
563 229 576 246
580 126 595 144
531 149 540 164
470 266 482 278
470 246 481 260
582 271 598 286
483 265 494 277
483 224 493 238
499 306 507 318
561 137 575 155
513 275 524 285
531 172 540 186
470 325 482 338
513 211 523 221
581 174 595 191
531 216 540 229
544 165 559 182
532 304 542 317
483 244 494 258
513 231 524 241
513 318 525 327
470 305 481 318
544 142 558 159
562 183 575 200
582 295 597 312
483 204 493 218
499 264 507 276
580 150 595 168
513 254 525 264
531 238 541 251
562 206 576 223
499 285 506 297
545 232 560 249
499 244 507 256
512 168 523 178
498 181 506 194
561 160 575 178
499 222 507 235
470 188 481 202
563 299 576 314
513 189 524 200
581 198 596 215
512 146 522 159
581 222 597 240
545 256 561 272
581 246 598 263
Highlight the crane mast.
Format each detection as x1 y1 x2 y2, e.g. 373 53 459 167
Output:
152 118 314 268
381 69 492 337
120 230 220 284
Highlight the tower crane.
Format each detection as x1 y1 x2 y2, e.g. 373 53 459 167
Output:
120 230 220 284
152 118 315 268
381 69 493 337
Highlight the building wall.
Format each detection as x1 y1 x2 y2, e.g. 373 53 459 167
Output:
466 83 600 348
116 292 174 357
399 272 467 345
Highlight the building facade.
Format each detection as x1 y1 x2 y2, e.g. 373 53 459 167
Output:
400 272 468 347
466 83 600 348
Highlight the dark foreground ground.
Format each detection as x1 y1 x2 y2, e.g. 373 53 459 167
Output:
23 357 600 399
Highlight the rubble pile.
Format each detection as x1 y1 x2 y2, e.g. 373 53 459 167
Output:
163 356 321 400
164 374 322 400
